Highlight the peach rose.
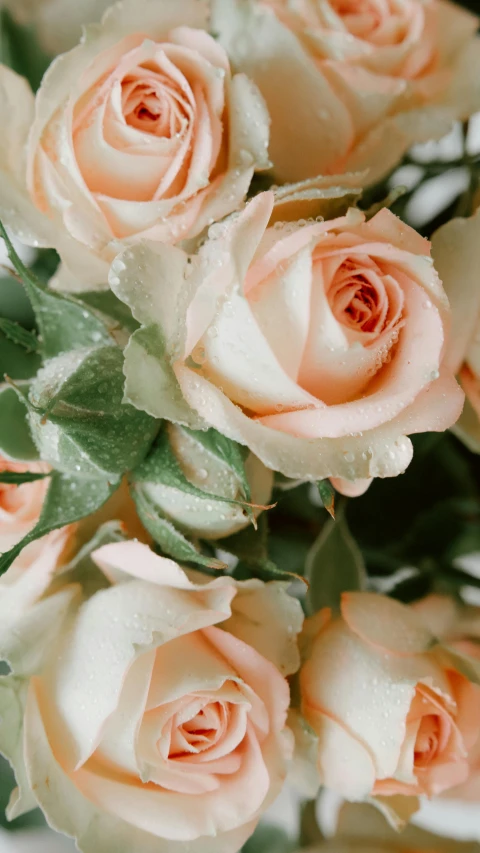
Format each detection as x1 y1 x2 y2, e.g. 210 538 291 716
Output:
0 457 49 557
211 0 480 185
298 593 480 819
0 0 270 289
111 191 463 491
414 594 480 801
0 526 74 676
1 540 303 853
431 207 480 453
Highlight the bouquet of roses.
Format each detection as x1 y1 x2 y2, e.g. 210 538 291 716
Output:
2 1 480 851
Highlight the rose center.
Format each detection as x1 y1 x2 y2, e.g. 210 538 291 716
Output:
121 72 188 138
169 701 227 757
414 714 440 766
328 258 390 337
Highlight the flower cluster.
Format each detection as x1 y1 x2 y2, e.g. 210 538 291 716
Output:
1 0 480 851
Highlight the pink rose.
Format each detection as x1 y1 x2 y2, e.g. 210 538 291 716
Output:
0 526 74 677
211 0 480 185
3 541 303 853
0 457 50 557
0 0 270 289
414 594 480 802
298 593 480 818
112 192 463 491
431 207 480 453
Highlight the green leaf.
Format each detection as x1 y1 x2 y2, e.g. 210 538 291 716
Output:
0 470 50 485
317 479 335 519
0 222 112 358
133 428 258 514
0 331 41 381
77 290 140 337
30 346 159 476
0 384 38 460
0 9 51 91
269 530 312 577
0 318 38 352
306 513 366 613
131 486 227 571
0 274 34 326
0 472 118 575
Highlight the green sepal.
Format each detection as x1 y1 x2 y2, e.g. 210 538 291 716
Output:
0 472 119 576
317 479 335 519
29 346 159 477
132 427 258 515
131 486 227 571
182 427 251 502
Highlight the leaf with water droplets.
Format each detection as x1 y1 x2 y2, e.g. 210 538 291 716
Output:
0 384 38 460
132 426 262 515
29 346 159 477
0 472 118 576
131 486 227 571
306 512 366 614
0 222 112 358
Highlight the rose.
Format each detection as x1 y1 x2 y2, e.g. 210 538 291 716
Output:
0 526 74 676
211 0 480 186
293 802 480 853
0 456 50 557
414 593 480 801
111 191 463 491
1 539 303 853
0 456 77 675
431 207 480 453
0 0 270 290
298 592 480 821
135 422 274 539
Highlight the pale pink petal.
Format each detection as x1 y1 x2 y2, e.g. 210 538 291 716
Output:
341 592 435 656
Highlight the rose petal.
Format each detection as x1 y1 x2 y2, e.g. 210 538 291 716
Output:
341 592 435 656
